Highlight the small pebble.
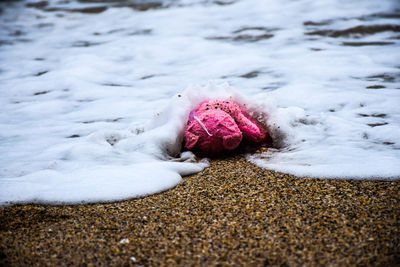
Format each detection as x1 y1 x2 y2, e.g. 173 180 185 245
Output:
119 238 129 244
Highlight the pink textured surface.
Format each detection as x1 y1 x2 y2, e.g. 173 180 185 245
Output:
184 100 270 154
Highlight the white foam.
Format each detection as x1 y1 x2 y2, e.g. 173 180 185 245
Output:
0 0 399 204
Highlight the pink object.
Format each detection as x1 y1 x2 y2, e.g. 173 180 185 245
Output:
184 100 270 154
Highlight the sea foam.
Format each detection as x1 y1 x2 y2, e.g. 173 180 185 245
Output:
0 0 399 205
0 82 291 205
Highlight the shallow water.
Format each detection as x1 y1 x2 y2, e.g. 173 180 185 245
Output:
0 0 399 204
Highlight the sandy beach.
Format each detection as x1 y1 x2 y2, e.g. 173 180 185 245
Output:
1 155 399 266
1 0 399 265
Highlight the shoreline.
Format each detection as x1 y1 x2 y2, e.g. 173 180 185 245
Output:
1 156 399 266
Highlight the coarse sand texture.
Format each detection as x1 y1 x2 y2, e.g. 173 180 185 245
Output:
1 156 399 266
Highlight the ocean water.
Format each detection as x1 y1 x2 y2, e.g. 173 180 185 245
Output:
0 0 399 205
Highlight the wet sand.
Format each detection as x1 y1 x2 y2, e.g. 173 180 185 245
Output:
1 156 399 266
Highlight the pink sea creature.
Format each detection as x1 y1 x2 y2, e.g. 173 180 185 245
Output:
184 100 270 154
